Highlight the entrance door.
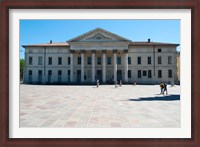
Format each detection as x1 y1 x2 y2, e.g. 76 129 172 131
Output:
28 75 32 83
77 70 81 83
28 70 32 83
48 70 52 83
117 70 122 81
38 70 42 84
68 70 70 82
97 70 102 83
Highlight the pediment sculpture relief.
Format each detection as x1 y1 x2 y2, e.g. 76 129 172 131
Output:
85 33 113 41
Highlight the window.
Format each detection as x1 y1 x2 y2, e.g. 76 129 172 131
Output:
107 57 111 65
28 70 33 82
78 57 81 65
87 57 91 65
128 70 131 78
48 70 52 75
138 70 141 78
168 70 172 78
148 70 152 78
168 56 172 64
28 57 33 65
148 57 151 64
97 57 101 65
143 71 147 76
58 70 62 82
58 57 62 65
158 49 162 52
48 70 52 83
38 70 42 75
137 57 141 64
28 70 32 75
158 56 162 64
58 70 62 75
38 57 43 65
158 70 162 78
128 57 131 64
48 57 52 65
117 57 121 64
38 70 42 82
68 57 70 65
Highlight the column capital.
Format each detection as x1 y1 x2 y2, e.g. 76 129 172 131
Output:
92 50 96 53
102 50 107 53
124 50 128 53
113 50 117 53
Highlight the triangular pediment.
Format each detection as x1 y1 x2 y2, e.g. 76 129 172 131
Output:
67 28 131 42
85 33 113 41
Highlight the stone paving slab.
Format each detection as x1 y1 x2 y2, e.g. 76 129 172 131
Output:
20 84 180 128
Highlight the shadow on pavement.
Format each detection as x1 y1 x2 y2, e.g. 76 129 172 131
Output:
129 94 180 101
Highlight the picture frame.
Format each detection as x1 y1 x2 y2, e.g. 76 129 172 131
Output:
0 0 199 146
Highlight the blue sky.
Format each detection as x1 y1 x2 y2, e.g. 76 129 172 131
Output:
20 20 180 59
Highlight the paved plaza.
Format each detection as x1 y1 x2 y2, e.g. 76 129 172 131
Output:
20 84 180 128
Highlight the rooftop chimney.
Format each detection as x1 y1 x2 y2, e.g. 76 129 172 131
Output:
50 40 52 44
148 38 150 43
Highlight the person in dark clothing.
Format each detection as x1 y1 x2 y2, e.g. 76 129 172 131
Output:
163 82 168 95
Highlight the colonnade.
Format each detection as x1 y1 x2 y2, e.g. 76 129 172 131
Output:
70 50 128 83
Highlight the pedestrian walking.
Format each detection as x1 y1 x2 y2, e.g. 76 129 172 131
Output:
115 81 117 88
160 82 164 94
96 79 99 88
163 82 168 95
119 80 122 87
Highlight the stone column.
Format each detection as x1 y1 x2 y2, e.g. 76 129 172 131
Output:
92 50 96 83
124 50 128 83
70 50 74 83
102 50 106 83
81 50 85 83
113 50 117 83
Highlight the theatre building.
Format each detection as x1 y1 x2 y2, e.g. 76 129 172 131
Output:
22 28 179 84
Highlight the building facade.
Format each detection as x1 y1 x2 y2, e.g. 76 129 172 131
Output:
176 51 180 83
23 28 179 84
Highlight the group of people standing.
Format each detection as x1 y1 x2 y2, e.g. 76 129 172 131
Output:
97 80 168 95
160 82 168 95
96 79 122 88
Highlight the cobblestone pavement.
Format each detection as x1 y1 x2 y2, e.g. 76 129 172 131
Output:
20 84 180 128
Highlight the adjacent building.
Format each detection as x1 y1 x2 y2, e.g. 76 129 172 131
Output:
176 51 180 83
22 28 179 84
